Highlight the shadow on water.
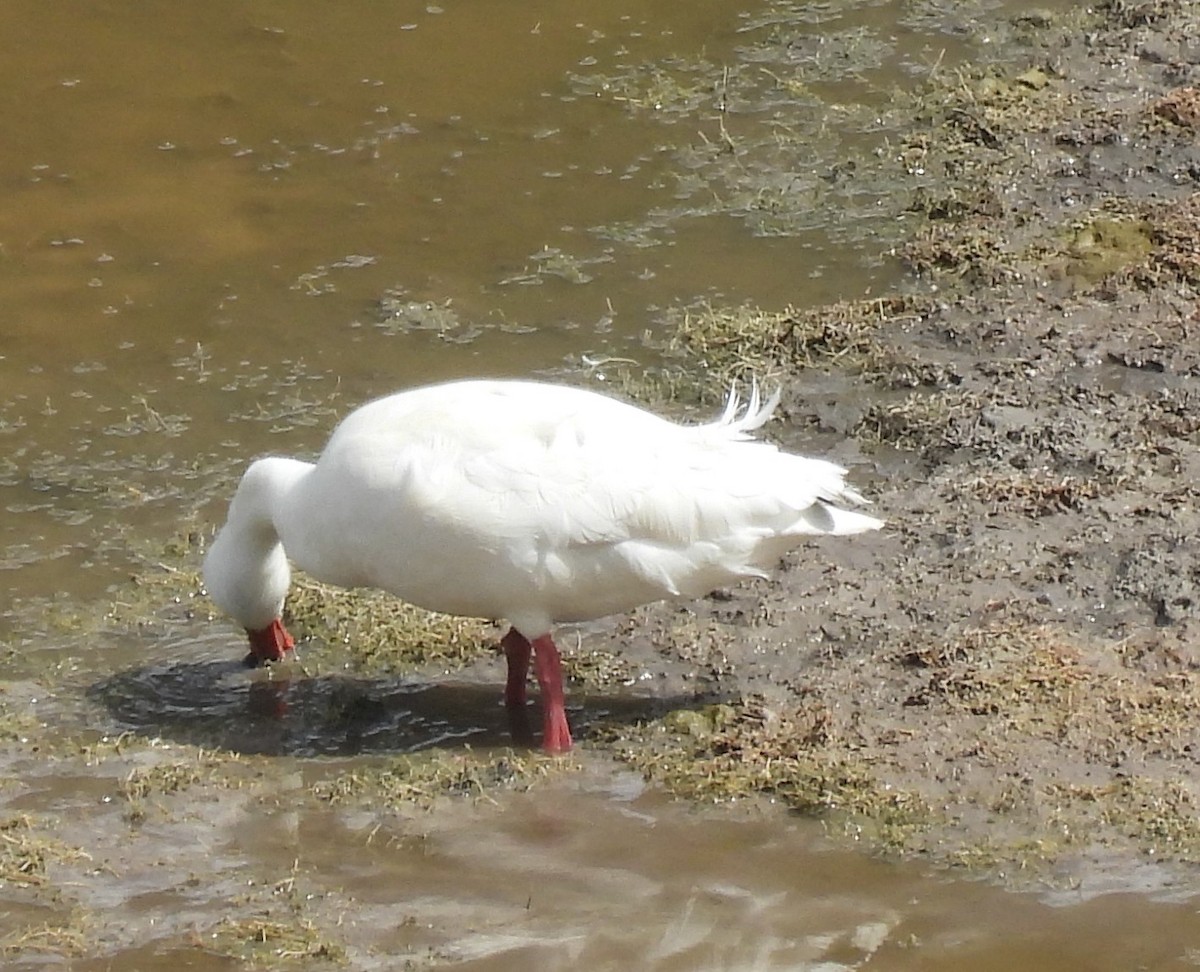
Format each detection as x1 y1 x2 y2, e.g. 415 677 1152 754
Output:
87 658 699 757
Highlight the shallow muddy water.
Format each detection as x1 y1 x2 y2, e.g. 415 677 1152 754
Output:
4 0 1200 968
2 0 904 607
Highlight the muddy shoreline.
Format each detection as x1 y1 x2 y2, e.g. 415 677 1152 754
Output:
594 0 1200 890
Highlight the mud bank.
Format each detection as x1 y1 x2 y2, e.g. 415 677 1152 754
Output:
596 0 1200 891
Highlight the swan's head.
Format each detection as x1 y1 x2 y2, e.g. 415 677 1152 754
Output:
204 458 305 664
204 525 296 664
203 523 290 627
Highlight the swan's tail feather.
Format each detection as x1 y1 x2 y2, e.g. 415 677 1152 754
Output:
705 381 884 538
824 483 871 508
712 380 782 437
792 503 884 536
785 460 883 536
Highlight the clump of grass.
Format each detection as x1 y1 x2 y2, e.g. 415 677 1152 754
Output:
1152 87 1200 130
570 59 718 115
662 298 921 389
562 642 637 689
918 625 1093 721
284 576 493 676
1132 191 1200 289
653 614 738 676
499 246 602 286
122 760 206 803
1042 777 1200 862
954 469 1101 516
606 698 931 852
118 750 238 819
573 363 713 415
901 219 1021 285
892 619 1200 863
0 911 92 959
0 685 44 745
903 622 1200 752
375 294 461 334
205 916 347 967
311 748 567 808
0 815 90 889
945 835 1068 874
88 743 251 824
197 861 353 967
853 389 984 455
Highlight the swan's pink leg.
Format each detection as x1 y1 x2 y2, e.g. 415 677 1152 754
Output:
531 634 573 753
245 618 295 667
500 627 531 708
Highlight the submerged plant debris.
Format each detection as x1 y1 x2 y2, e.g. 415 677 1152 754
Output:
0 815 89 891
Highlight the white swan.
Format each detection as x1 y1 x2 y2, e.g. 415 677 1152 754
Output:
203 378 882 752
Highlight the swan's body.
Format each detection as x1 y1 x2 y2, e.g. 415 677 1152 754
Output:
204 378 882 751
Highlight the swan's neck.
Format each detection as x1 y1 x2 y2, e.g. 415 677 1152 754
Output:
203 457 312 631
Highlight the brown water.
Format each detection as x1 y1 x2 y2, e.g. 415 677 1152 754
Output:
5 1 1200 968
2 0 899 608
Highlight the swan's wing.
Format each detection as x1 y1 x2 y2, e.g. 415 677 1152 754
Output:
447 417 878 594
332 382 878 603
